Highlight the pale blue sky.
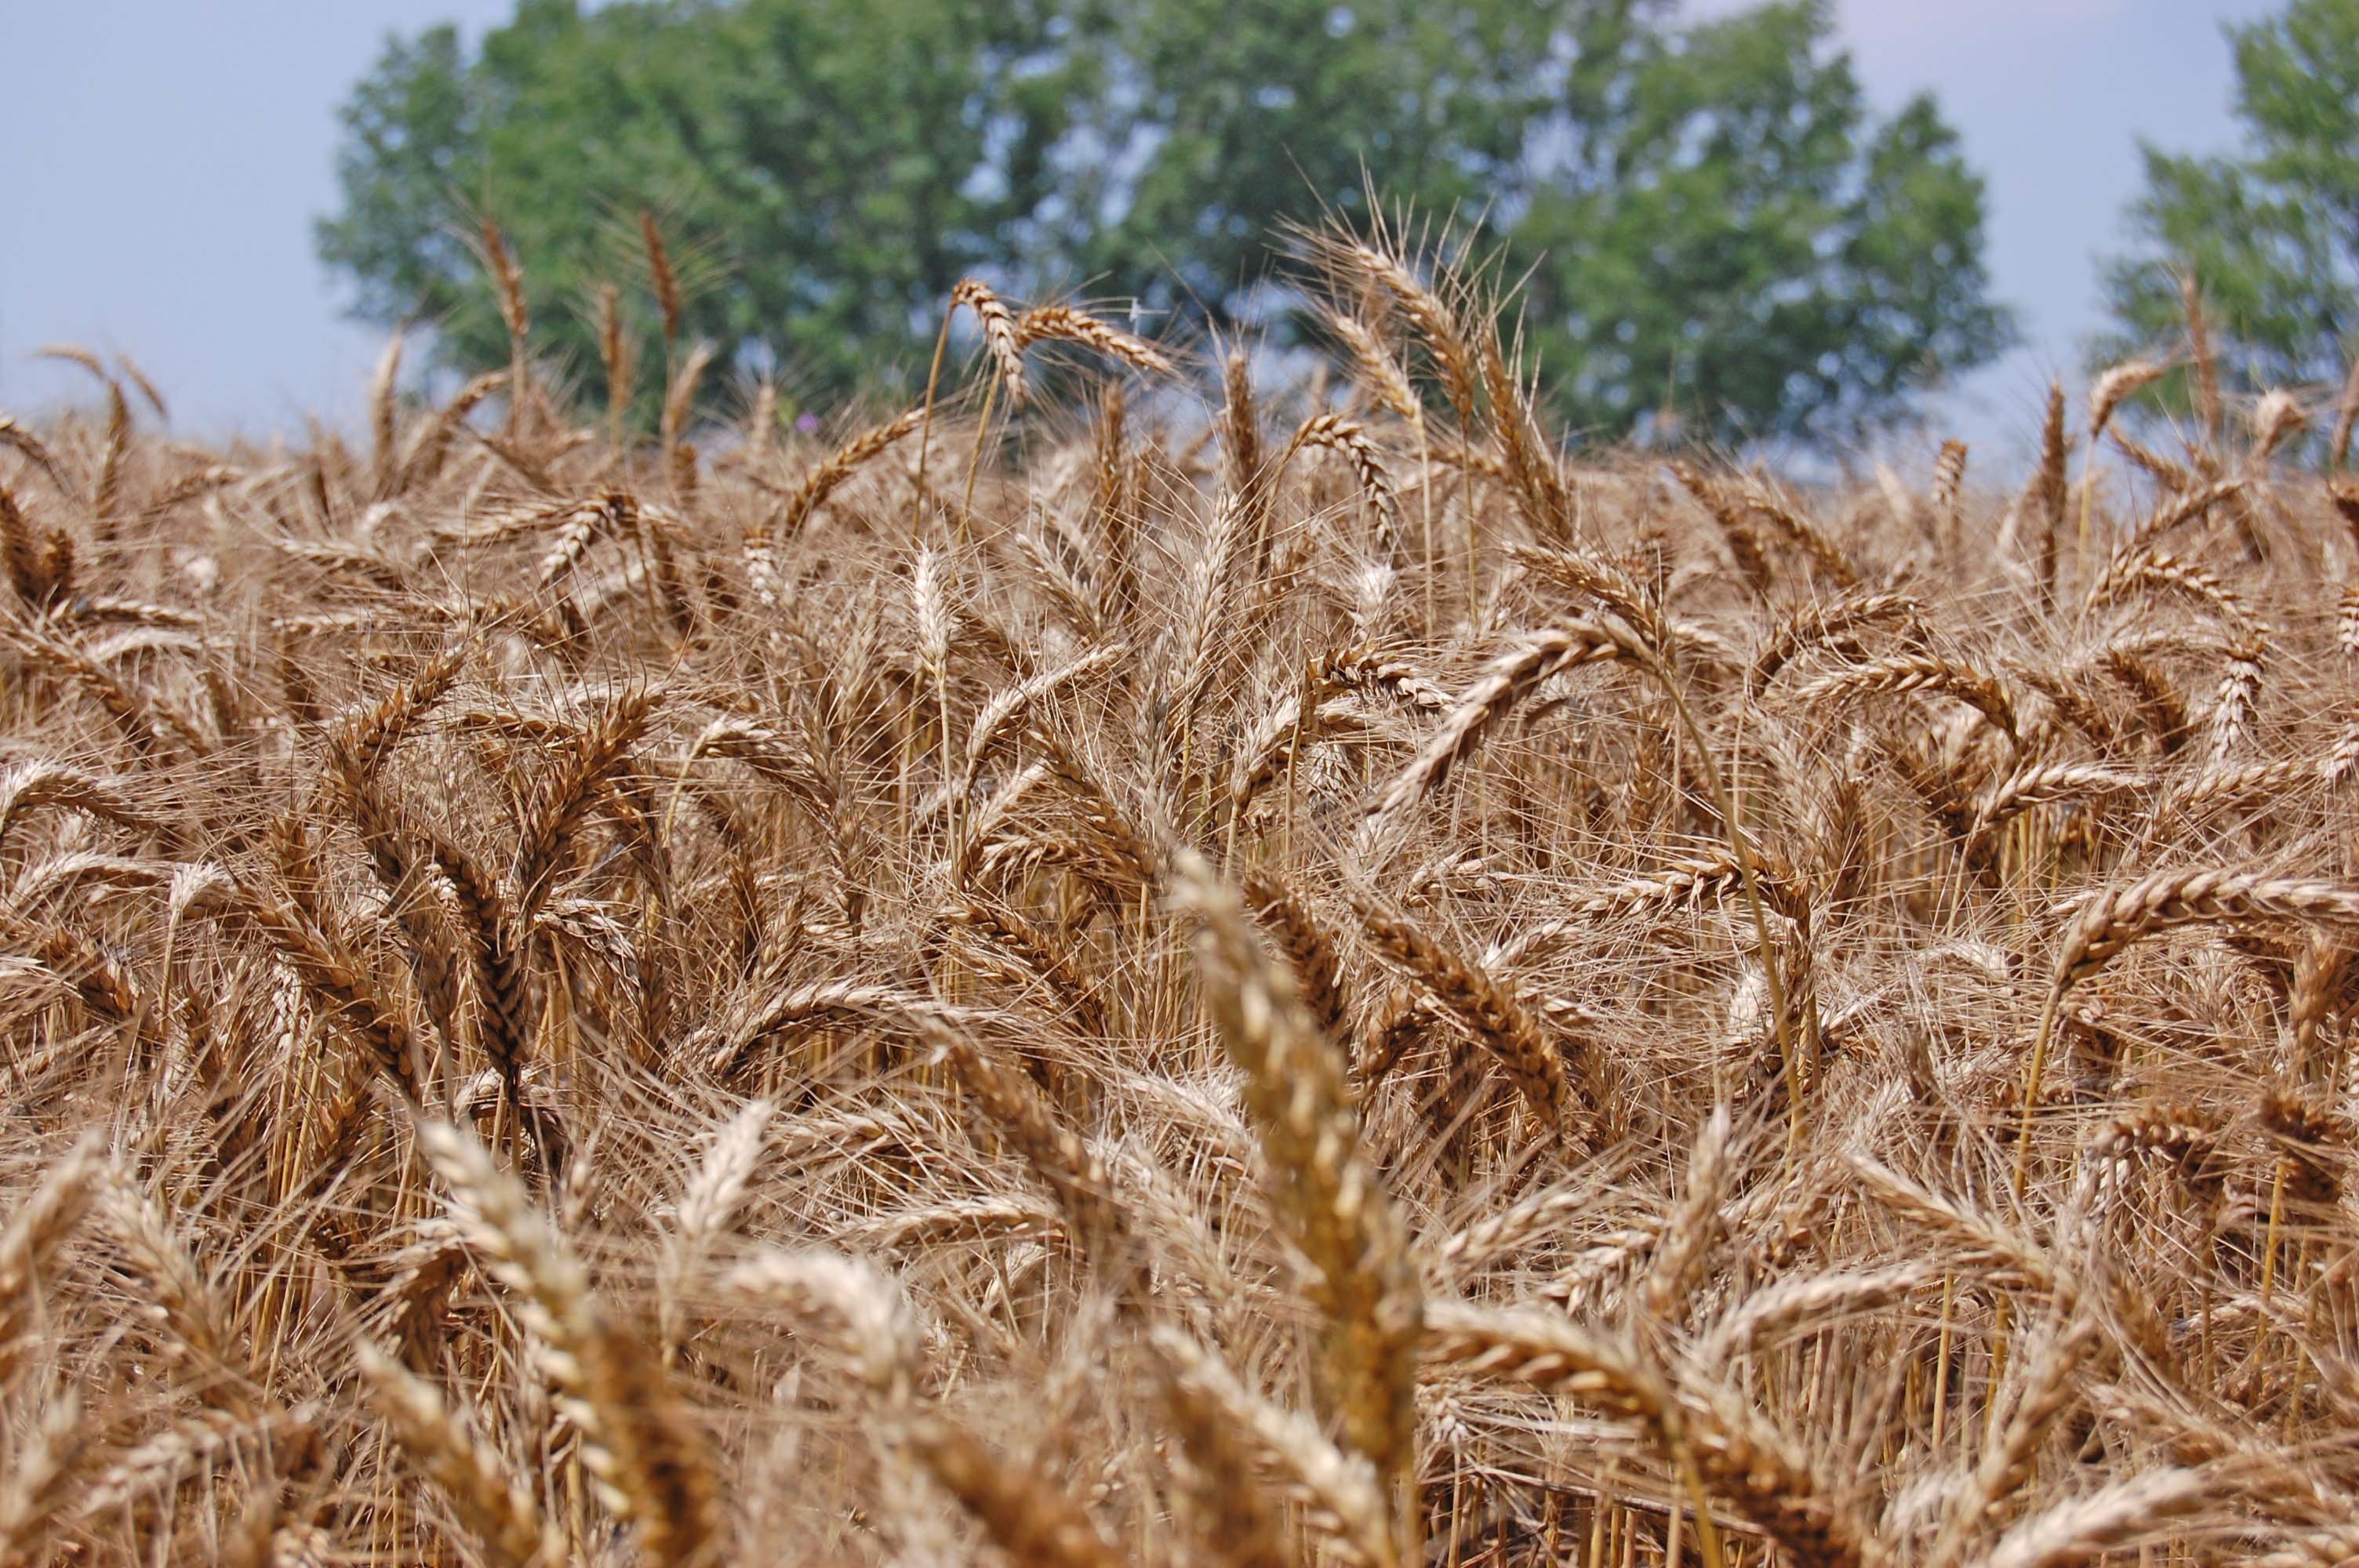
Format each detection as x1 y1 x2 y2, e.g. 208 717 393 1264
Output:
1 0 2287 452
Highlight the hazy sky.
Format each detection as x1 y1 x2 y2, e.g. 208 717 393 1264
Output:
2 0 2288 452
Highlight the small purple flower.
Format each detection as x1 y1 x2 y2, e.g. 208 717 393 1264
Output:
794 411 820 434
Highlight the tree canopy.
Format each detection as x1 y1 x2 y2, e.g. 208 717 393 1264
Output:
318 0 2012 445
2097 0 2359 409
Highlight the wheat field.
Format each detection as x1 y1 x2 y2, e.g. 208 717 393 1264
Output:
2 230 2358 1567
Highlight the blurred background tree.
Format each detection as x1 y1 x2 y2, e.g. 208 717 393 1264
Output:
2096 0 2359 412
1514 5 2009 444
317 0 1085 410
317 0 2013 445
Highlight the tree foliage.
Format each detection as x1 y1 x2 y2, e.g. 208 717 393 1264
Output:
2098 0 2359 405
1514 5 2008 442
318 0 1081 405
318 0 2010 444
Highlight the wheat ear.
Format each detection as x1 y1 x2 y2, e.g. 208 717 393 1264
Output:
1970 1468 2222 1568
355 1343 552 1568
907 1413 1125 1568
0 1138 102 1384
658 1098 775 1363
1350 891 1574 1133
1358 622 1631 855
416 1119 720 1566
1172 852 1421 1536
1150 1325 1400 1568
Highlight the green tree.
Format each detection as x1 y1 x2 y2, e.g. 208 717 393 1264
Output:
318 0 2010 445
318 0 1085 405
2097 0 2359 403
1514 3 2010 443
1047 0 1569 318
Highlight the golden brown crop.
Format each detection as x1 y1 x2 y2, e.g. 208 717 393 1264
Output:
2 234 2357 1567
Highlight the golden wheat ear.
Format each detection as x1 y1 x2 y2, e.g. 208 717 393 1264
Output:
355 1343 554 1568
1172 851 1421 1541
907 1412 1125 1568
1150 1325 1402 1568
1348 886 1575 1134
416 1118 722 1566
0 1138 103 1385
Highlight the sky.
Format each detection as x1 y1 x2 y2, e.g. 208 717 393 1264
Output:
1 0 2290 455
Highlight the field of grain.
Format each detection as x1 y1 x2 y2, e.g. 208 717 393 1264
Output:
2 232 2357 1567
